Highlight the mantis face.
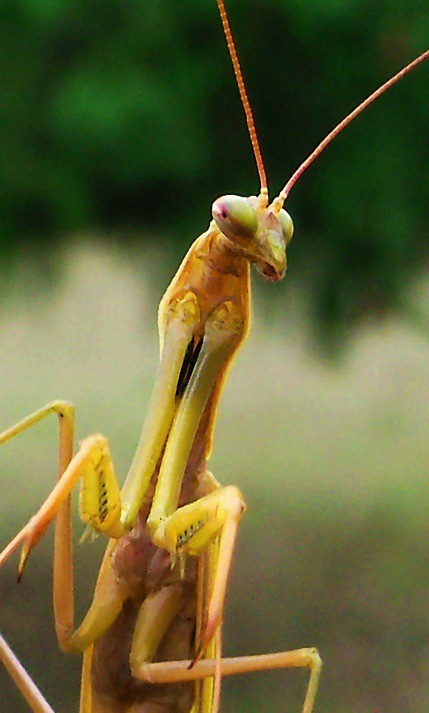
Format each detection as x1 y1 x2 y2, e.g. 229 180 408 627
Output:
212 193 293 282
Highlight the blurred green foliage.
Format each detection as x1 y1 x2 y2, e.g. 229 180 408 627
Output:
0 0 428 334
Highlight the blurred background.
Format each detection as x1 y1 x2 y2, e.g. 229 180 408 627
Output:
1 0 429 711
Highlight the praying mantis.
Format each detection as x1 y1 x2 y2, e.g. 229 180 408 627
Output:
0 0 428 711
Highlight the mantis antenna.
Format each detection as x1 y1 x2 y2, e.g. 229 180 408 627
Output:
216 0 428 207
279 48 429 203
216 0 267 195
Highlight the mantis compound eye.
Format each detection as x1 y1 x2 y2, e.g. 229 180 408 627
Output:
212 195 258 241
278 208 294 244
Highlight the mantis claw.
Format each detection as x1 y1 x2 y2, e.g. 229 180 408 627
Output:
189 635 214 670
17 522 47 582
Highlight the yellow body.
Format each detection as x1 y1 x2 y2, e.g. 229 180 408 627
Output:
0 191 325 713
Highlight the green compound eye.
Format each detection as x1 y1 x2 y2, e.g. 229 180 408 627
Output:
212 195 258 240
278 208 294 244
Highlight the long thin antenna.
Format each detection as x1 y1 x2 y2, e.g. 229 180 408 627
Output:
277 48 429 204
216 0 267 194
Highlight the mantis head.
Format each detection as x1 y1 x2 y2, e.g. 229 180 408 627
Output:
212 192 293 282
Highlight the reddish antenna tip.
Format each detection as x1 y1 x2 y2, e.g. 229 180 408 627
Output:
279 47 429 205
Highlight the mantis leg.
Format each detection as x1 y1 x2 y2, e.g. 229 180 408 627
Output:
118 290 201 528
152 485 246 655
0 401 74 709
0 400 75 574
147 298 245 533
130 582 193 672
0 403 135 713
0 401 77 646
134 648 322 713
0 404 128 653
127 565 320 713
0 634 55 713
82 551 320 713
